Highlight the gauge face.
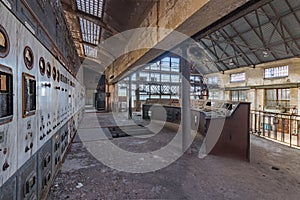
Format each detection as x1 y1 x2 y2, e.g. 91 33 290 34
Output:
0 25 9 58
39 57 45 75
57 70 60 82
46 62 51 78
53 66 57 81
23 46 34 70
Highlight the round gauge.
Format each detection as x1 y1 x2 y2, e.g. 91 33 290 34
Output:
46 62 51 78
39 57 45 75
0 25 10 58
57 70 60 82
23 46 34 70
53 66 57 81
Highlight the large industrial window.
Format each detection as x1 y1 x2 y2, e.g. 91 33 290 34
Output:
0 66 13 124
207 76 218 85
231 90 247 101
23 73 36 117
264 66 288 79
230 72 245 83
265 88 290 110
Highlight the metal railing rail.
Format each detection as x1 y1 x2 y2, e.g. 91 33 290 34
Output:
250 110 300 148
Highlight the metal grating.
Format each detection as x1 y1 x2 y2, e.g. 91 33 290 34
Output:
76 0 104 18
83 44 97 58
79 17 101 45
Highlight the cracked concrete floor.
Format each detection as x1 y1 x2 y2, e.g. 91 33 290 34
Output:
47 112 300 200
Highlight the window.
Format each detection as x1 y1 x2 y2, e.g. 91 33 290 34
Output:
171 74 180 82
150 73 160 82
191 75 201 83
161 57 170 71
23 73 36 117
231 90 247 101
209 91 219 100
265 88 290 110
0 25 10 58
171 58 180 72
230 72 245 83
79 17 101 46
76 0 104 18
150 62 160 71
0 65 13 124
161 74 170 82
264 66 288 79
23 46 34 70
207 76 218 85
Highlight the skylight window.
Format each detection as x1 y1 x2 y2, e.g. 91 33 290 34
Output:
76 0 104 18
79 17 101 45
83 44 97 58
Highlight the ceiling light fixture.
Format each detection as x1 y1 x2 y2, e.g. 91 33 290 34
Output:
263 50 270 58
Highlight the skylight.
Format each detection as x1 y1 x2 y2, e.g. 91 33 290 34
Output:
83 44 97 58
76 0 104 18
79 17 101 45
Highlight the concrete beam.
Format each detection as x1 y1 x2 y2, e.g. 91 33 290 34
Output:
105 0 252 83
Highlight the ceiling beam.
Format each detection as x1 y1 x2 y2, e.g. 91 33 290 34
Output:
193 0 274 40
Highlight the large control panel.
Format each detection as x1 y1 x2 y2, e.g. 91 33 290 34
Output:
0 2 85 199
143 99 250 161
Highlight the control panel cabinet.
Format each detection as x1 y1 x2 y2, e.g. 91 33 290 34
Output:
17 155 38 200
0 175 17 200
0 5 19 185
37 139 52 200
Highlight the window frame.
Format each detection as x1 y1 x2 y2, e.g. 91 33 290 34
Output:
264 88 290 110
22 73 36 118
230 72 245 83
230 90 247 102
264 66 289 79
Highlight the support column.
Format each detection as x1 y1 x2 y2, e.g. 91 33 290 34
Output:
181 46 192 152
128 76 133 119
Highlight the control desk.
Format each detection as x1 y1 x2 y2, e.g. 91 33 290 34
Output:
143 100 250 161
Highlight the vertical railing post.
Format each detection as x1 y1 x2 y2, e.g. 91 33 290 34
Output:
289 115 293 147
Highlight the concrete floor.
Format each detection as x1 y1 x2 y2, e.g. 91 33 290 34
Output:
47 112 300 200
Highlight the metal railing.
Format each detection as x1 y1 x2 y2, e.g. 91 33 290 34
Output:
250 110 300 148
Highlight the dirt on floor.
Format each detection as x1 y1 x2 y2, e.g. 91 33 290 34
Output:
47 113 300 200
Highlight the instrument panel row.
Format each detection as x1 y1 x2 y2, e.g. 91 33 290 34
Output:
0 2 85 199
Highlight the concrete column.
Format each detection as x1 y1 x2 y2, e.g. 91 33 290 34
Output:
128 76 133 119
181 46 192 152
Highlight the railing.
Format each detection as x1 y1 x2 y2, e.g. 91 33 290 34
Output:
250 110 300 148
